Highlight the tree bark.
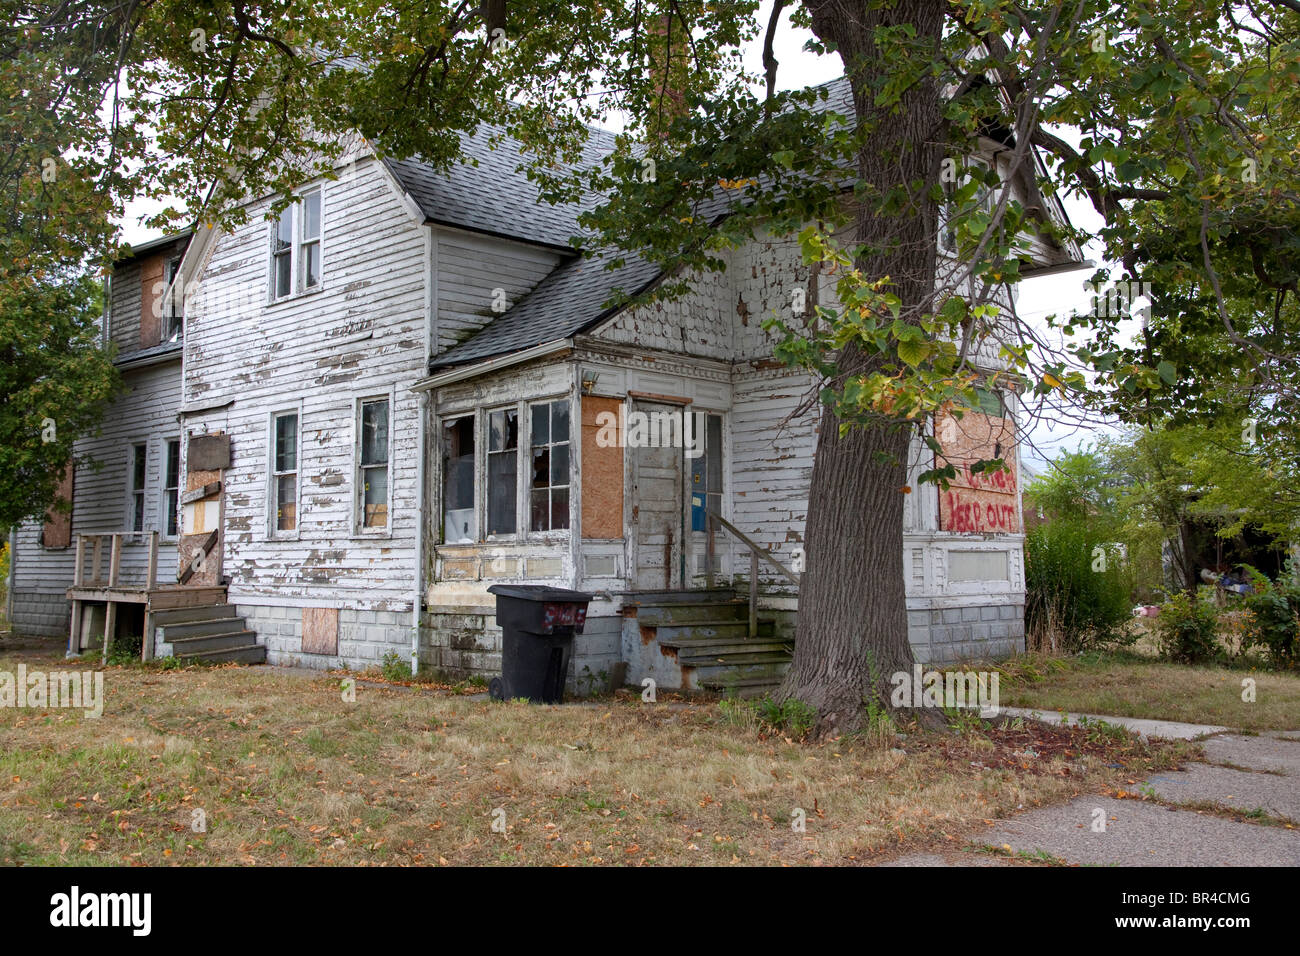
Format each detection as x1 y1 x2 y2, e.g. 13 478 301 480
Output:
779 0 947 734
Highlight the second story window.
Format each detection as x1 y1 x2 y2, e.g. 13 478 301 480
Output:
163 254 184 342
271 188 322 300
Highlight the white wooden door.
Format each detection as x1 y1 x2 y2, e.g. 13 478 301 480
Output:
630 402 684 590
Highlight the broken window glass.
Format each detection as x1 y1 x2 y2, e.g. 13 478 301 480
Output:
487 408 517 535
442 415 476 542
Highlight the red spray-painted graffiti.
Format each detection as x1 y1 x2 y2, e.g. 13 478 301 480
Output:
943 491 1019 533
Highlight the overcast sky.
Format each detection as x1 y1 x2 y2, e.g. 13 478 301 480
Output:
117 4 1124 466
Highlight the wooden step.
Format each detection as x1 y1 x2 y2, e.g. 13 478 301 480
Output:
173 643 266 665
677 649 792 667
168 630 260 655
634 603 750 626
161 616 246 639
653 622 777 644
624 588 739 605
152 604 234 626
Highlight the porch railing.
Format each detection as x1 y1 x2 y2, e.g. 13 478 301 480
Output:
704 509 801 638
72 531 159 591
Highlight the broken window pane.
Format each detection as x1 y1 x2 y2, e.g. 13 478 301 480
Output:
528 400 570 532
487 408 517 535
277 474 297 532
361 399 389 465
442 415 476 542
363 466 388 528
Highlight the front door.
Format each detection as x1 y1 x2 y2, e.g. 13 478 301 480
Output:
630 401 684 590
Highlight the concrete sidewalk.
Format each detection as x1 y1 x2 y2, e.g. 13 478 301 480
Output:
882 709 1300 867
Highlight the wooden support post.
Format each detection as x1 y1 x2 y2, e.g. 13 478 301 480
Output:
101 600 117 665
146 531 158 589
72 533 84 586
705 516 715 590
749 552 758 639
108 533 122 588
67 600 82 658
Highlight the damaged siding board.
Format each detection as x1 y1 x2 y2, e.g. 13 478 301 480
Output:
188 155 426 610
11 360 183 598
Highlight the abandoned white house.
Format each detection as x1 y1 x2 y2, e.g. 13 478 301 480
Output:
8 77 1083 693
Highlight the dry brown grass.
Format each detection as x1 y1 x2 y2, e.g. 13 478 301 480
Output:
0 637 1194 866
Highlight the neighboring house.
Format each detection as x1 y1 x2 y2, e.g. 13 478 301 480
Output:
9 77 1083 692
9 231 190 643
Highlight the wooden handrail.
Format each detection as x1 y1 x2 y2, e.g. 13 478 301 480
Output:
704 509 801 639
706 510 802 586
72 531 160 587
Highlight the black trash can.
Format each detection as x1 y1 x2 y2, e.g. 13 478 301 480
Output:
487 584 594 704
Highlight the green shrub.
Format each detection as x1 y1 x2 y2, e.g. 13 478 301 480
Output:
1155 589 1221 664
1240 568 1300 669
380 651 410 681
1024 518 1133 652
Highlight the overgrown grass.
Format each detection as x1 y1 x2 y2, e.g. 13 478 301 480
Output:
0 639 1194 866
995 651 1300 731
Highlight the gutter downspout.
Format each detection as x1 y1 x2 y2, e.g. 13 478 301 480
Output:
411 389 428 676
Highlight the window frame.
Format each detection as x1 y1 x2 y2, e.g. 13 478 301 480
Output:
267 406 303 540
162 254 184 342
527 398 572 536
440 412 478 545
353 391 395 537
127 441 148 533
268 185 325 303
484 404 521 542
161 437 181 540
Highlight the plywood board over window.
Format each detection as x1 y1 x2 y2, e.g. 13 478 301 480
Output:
42 463 74 549
302 607 339 655
581 395 624 539
935 396 1020 534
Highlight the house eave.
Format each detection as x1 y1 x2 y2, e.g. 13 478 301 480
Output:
411 338 574 392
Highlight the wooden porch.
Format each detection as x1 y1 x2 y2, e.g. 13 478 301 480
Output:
65 532 226 662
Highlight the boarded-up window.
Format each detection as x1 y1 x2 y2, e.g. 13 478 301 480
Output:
301 607 339 655
935 394 1019 534
581 396 623 539
42 464 75 549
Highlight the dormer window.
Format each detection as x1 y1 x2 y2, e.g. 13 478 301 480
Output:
271 187 322 300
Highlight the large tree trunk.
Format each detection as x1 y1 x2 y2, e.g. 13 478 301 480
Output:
779 0 946 734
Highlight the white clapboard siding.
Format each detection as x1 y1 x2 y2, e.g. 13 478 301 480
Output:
11 359 184 594
435 230 562 353
596 266 734 359
186 158 428 611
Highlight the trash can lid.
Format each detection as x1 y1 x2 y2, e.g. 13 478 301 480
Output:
487 584 595 603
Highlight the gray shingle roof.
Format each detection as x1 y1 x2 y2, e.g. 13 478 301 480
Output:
429 250 662 369
418 80 855 372
386 121 616 251
414 75 1077 373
